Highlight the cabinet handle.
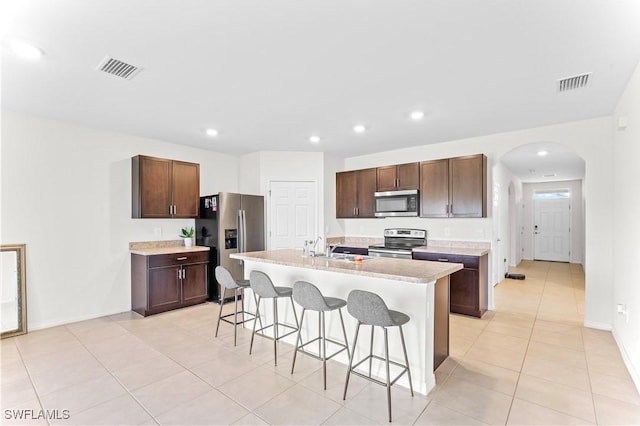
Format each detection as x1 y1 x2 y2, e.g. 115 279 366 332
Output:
176 257 187 261
177 269 181 280
181 269 186 279
437 258 449 262
445 204 449 214
356 207 359 216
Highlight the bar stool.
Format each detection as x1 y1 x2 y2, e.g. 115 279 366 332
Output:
343 289 413 423
290 281 350 389
214 266 260 346
249 270 299 365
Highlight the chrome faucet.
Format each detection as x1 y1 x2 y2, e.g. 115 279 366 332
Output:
309 237 322 256
326 243 340 257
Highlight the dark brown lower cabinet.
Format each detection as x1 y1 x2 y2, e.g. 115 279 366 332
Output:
413 252 488 318
131 250 209 316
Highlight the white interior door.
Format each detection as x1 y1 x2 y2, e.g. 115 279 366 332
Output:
534 198 570 262
269 181 317 250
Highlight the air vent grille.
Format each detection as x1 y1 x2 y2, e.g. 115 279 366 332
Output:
96 56 142 80
558 73 591 92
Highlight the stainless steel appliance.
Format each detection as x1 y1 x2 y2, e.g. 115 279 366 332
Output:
196 192 265 302
374 190 419 217
368 228 427 259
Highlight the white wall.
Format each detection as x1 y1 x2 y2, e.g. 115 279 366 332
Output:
0 111 239 330
335 117 614 328
521 180 584 264
612 59 640 390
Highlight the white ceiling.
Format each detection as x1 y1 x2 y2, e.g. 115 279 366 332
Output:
2 0 640 166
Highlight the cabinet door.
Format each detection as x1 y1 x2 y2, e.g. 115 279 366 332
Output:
336 171 357 218
449 155 486 218
376 166 398 192
396 162 420 190
148 267 181 313
449 268 480 317
356 168 377 218
420 159 449 217
172 161 200 218
138 156 172 218
182 263 207 305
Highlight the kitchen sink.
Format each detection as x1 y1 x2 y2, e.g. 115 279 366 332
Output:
311 253 378 262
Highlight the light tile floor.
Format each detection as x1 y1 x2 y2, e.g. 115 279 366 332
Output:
2 261 640 425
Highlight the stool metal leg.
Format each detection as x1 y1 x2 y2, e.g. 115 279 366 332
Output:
338 309 350 360
343 321 361 400
233 289 239 346
384 327 392 423
321 311 327 390
249 296 261 355
215 290 225 338
369 326 375 377
289 296 300 329
273 298 279 365
318 312 322 357
399 325 414 396
291 308 306 374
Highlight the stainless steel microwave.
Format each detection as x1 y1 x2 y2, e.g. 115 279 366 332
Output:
374 189 419 217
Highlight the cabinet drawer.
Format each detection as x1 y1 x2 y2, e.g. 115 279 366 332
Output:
412 252 479 269
149 251 209 268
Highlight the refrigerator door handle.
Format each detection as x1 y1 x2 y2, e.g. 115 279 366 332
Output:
237 210 243 253
239 210 247 253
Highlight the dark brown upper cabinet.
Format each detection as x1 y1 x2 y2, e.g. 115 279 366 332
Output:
376 162 420 192
420 154 486 218
336 168 377 218
132 155 200 218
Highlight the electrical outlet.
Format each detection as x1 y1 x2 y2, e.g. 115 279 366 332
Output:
154 227 162 237
444 227 450 237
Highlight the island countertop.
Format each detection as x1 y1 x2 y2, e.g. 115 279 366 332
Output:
231 249 462 284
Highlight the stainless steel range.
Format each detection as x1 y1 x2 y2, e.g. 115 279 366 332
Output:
368 228 427 259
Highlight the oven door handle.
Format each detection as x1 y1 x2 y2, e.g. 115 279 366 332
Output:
368 248 413 258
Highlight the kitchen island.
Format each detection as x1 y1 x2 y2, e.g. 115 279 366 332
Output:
231 249 462 395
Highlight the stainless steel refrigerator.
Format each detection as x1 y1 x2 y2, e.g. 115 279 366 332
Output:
196 192 265 302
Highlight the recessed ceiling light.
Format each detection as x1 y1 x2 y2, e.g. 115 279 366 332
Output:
205 128 219 137
353 125 366 134
410 111 425 121
537 150 548 156
309 135 321 144
8 39 45 60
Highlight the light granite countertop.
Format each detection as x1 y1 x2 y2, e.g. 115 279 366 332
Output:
130 246 210 256
231 249 463 284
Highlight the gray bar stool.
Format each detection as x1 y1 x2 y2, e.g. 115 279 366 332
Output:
249 270 299 365
291 281 350 389
343 289 413 423
214 266 261 346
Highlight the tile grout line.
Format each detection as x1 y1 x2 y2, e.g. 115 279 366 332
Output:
63 322 161 425
12 339 51 426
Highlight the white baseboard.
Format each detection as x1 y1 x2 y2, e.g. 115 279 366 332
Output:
27 307 131 332
583 320 612 331
612 329 640 395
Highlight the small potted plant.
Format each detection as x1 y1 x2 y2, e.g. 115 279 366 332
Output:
180 226 195 247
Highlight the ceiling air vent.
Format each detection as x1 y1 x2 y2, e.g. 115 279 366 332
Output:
557 73 591 92
96 56 142 80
